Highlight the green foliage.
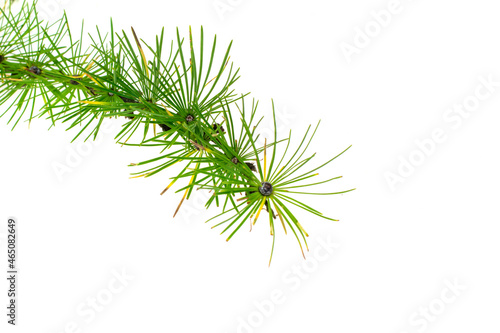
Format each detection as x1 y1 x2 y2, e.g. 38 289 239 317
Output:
0 1 354 264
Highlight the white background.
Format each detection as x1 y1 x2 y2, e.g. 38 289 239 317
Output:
1 0 500 332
